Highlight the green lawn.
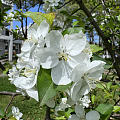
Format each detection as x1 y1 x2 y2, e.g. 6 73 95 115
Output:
0 76 46 120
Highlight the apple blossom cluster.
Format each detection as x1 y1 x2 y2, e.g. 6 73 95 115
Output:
8 20 105 119
8 20 49 101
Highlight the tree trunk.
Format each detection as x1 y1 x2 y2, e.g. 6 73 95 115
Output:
75 0 120 79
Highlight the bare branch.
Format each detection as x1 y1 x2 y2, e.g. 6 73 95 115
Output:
90 2 102 13
58 0 72 9
0 91 21 96
71 8 81 15
4 95 15 113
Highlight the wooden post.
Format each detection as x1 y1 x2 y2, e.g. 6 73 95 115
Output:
9 4 13 62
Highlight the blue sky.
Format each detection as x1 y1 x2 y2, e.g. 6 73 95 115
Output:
7 4 99 43
12 4 44 29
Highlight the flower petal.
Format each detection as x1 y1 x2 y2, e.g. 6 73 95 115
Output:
64 31 86 56
45 30 62 51
37 48 59 69
14 75 37 90
37 20 49 38
86 111 100 120
51 60 72 85
21 41 35 53
67 52 91 69
71 62 87 82
70 80 90 101
75 104 85 118
87 60 105 80
26 88 39 101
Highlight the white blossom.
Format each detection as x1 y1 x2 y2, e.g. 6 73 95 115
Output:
37 30 87 85
8 20 49 101
12 106 23 120
80 96 91 108
55 98 70 114
72 60 105 89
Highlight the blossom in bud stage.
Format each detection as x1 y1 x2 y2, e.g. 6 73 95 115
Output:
86 111 100 120
68 104 100 120
55 98 70 114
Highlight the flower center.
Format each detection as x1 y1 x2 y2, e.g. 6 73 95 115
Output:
20 68 36 77
58 51 68 61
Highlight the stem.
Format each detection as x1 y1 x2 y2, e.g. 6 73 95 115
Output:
0 91 21 96
4 95 14 113
0 91 21 113
45 106 51 120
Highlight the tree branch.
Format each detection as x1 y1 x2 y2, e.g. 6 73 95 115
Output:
4 95 15 113
45 106 51 120
90 2 102 13
71 8 81 15
58 0 72 9
75 0 120 79
0 91 21 96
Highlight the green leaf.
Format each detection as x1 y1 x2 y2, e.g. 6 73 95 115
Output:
118 15 120 21
90 44 103 53
96 104 113 115
106 82 112 90
55 83 71 92
0 109 4 117
24 12 55 26
96 83 105 89
65 108 74 118
113 106 120 112
8 117 16 120
72 21 79 26
91 95 95 104
37 69 56 106
62 27 83 35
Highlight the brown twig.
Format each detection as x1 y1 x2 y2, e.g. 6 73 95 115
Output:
0 91 21 113
4 95 15 113
0 91 21 96
45 106 51 120
58 0 72 9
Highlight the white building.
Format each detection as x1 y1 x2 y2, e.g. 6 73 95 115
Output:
0 0 23 61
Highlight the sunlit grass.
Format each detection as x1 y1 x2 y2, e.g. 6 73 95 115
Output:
0 76 46 120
